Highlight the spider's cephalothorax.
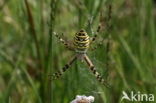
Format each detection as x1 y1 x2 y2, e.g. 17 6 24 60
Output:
74 29 90 53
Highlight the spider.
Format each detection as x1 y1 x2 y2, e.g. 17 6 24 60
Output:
51 5 112 88
51 25 110 88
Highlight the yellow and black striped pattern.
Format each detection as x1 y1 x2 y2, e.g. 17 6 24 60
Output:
74 29 90 53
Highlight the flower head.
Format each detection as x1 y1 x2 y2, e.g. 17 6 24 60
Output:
70 95 94 103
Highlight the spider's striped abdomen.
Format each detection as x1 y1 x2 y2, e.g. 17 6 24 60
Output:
74 30 90 53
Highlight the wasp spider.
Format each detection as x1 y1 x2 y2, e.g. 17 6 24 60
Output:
51 4 113 88
50 24 111 88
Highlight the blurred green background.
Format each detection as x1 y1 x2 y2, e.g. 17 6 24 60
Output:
0 0 156 103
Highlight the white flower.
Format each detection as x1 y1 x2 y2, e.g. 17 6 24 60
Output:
70 95 94 103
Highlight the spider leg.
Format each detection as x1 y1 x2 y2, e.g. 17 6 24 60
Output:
50 55 77 80
90 4 112 43
53 32 74 50
83 54 111 88
89 35 111 51
90 24 101 43
89 39 105 51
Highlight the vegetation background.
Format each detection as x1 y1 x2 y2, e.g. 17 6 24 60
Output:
0 0 156 103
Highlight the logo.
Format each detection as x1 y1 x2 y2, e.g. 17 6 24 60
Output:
121 91 154 102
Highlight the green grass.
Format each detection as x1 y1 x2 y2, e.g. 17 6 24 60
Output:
0 0 156 103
